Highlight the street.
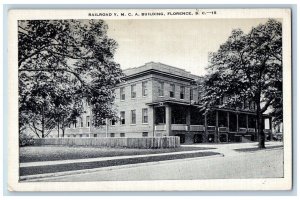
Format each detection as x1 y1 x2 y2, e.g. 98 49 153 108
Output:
35 142 283 181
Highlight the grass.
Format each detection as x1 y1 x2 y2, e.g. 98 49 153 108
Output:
20 145 216 163
20 151 220 176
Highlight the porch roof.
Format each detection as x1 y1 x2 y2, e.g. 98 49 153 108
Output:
146 100 191 106
146 101 272 118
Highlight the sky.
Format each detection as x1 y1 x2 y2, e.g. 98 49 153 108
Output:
106 18 270 76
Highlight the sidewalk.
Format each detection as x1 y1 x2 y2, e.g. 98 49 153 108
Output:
183 141 283 157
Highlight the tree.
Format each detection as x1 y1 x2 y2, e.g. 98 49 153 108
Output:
18 20 124 138
200 19 282 148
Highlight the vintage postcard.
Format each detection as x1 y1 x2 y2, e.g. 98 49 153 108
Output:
7 8 292 191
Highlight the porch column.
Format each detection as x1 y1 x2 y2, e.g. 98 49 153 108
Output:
227 112 230 131
186 106 191 126
216 110 219 143
186 106 191 137
246 114 249 130
165 105 172 136
255 118 258 141
269 117 273 141
152 107 156 137
236 113 239 133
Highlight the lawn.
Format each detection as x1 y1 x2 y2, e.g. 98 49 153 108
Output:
20 145 216 163
20 151 220 176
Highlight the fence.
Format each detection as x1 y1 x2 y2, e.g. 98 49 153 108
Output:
34 136 180 149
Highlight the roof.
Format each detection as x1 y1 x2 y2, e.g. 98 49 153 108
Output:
123 62 202 82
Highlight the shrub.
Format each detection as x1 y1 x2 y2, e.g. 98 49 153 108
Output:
19 132 35 147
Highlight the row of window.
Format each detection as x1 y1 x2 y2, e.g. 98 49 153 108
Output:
119 81 194 100
120 81 148 100
108 132 148 138
219 96 257 110
69 108 149 129
70 116 90 128
118 108 148 125
160 82 194 100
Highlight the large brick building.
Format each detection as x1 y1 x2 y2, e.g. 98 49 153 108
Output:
60 62 273 143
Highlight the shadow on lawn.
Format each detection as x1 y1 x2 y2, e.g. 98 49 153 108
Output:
234 145 283 152
20 146 216 163
20 151 220 177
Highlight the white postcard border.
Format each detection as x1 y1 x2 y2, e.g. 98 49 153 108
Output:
7 8 292 191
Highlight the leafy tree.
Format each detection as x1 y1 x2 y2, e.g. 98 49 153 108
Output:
18 20 124 138
200 19 282 148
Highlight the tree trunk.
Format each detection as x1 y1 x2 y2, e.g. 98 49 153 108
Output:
256 102 265 148
41 106 45 138
61 117 65 137
258 114 266 148
57 119 60 138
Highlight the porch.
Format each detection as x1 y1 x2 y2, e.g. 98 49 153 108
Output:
152 102 272 143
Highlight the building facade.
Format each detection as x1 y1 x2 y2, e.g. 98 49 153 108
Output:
54 62 273 143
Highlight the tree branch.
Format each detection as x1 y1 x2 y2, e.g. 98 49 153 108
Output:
19 68 86 86
261 97 275 113
29 123 41 138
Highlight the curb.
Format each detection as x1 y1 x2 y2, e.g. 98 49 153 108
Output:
20 154 224 182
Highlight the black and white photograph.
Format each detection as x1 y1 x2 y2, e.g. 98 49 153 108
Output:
7 8 292 191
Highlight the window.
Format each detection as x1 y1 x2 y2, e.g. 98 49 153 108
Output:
142 81 148 97
111 119 116 126
131 84 136 98
110 133 115 137
79 134 82 138
170 84 175 98
120 133 125 137
93 134 97 137
223 96 228 104
244 100 249 109
155 107 166 124
80 117 83 127
142 108 148 123
86 116 90 127
180 86 185 99
120 87 125 100
86 98 90 106
131 110 136 124
73 121 77 128
158 81 164 96
120 111 125 125
190 89 194 100
142 132 148 137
